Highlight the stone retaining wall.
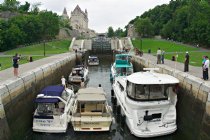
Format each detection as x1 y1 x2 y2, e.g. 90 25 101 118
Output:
132 55 210 140
0 54 76 140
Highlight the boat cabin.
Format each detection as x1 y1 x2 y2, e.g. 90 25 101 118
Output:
126 72 179 101
71 87 112 131
33 85 73 133
115 54 133 76
73 88 110 117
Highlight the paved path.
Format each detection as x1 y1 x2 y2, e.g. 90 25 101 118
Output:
0 52 74 85
141 53 210 83
0 50 209 85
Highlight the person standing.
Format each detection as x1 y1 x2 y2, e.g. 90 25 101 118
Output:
161 50 165 64
202 56 206 79
80 78 85 88
184 52 189 72
61 76 66 88
203 56 209 80
157 48 161 64
12 53 20 76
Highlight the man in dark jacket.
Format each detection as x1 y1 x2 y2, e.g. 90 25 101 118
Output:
184 52 189 72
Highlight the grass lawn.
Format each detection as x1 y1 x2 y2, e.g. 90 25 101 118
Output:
4 39 71 55
0 39 71 71
0 56 45 71
132 38 209 67
165 52 209 67
132 38 199 53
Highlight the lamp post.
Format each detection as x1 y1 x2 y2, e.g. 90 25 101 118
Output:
43 40 46 56
140 38 142 51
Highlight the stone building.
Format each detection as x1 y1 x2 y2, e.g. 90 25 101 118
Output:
62 7 69 20
61 5 96 38
70 5 88 32
127 24 138 38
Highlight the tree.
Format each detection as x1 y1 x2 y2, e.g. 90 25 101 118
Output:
114 27 126 37
38 11 59 40
2 0 20 11
107 26 114 37
134 18 154 37
18 1 30 12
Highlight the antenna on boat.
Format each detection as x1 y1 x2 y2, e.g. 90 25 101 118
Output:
143 68 159 72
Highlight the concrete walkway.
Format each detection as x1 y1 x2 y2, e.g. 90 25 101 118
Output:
0 52 74 85
141 53 210 83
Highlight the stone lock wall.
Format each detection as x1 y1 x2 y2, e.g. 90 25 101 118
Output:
132 55 210 140
0 53 76 140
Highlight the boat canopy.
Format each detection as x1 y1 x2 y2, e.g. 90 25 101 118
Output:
115 64 132 68
115 54 130 57
35 85 64 103
77 87 106 102
127 72 179 85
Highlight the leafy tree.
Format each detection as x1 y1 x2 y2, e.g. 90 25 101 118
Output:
59 17 72 30
134 17 154 37
1 0 20 11
38 11 59 40
18 1 30 12
107 26 114 37
115 27 126 37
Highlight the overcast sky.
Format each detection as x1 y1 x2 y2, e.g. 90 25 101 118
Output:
0 0 170 33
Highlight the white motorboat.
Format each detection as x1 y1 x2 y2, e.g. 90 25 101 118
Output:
110 54 133 81
33 85 74 133
112 68 179 137
88 56 99 66
68 65 88 83
71 87 113 131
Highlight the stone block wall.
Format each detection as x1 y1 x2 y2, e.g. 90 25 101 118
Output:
0 54 76 140
132 55 210 140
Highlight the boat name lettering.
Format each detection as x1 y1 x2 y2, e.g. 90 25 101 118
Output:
35 120 53 123
149 118 161 122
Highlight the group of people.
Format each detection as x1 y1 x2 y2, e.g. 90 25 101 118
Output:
156 48 165 64
135 48 143 57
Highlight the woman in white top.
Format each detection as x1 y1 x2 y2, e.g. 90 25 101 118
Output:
203 56 209 80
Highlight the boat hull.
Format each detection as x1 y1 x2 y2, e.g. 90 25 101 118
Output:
33 126 67 133
113 79 177 138
126 117 177 138
72 117 112 132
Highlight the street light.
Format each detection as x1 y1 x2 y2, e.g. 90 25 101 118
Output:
140 38 142 51
43 40 46 56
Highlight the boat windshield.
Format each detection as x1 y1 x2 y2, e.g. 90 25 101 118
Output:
72 69 84 76
89 57 98 62
127 81 173 101
37 103 54 115
116 67 133 76
37 102 65 116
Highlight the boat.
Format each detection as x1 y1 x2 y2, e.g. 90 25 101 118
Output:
112 68 179 138
32 85 74 133
71 87 113 131
110 54 133 81
68 65 88 83
88 56 99 66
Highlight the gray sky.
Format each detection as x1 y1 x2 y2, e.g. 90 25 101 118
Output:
0 0 170 33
